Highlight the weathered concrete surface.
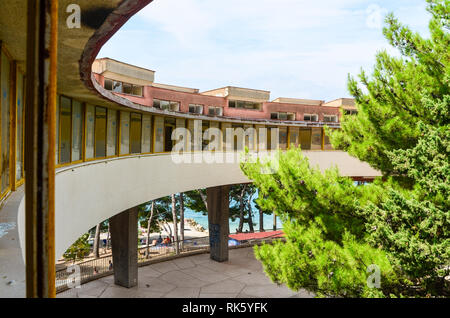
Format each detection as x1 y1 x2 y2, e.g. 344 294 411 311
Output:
0 188 25 298
57 247 315 298
207 186 230 262
110 207 138 288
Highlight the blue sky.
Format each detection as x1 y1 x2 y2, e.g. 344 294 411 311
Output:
99 0 431 101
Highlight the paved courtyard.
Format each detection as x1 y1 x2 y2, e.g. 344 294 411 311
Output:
57 247 314 298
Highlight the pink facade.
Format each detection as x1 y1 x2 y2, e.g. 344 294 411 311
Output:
94 73 341 123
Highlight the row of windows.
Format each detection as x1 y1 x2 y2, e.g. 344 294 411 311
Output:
104 78 143 97
0 46 25 199
56 95 335 166
56 96 153 165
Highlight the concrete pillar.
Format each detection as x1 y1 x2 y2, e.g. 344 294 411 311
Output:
207 186 230 262
109 207 138 288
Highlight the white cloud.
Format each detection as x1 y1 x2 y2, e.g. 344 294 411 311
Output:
99 0 431 100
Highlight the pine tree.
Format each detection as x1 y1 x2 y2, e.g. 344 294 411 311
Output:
241 0 449 297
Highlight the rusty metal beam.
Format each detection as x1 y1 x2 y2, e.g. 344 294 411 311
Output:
25 0 58 298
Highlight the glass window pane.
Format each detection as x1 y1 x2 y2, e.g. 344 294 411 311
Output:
1 51 11 192
104 79 113 91
279 113 288 120
300 128 311 150
170 102 180 112
95 107 107 158
153 99 161 109
289 128 299 148
279 127 288 150
107 109 118 157
16 72 24 181
85 104 95 159
71 101 83 161
120 111 130 155
324 129 334 150
160 100 170 110
56 96 59 163
123 83 132 95
112 81 122 93
130 113 142 154
311 127 322 150
59 96 72 164
132 85 143 96
154 116 164 153
141 114 152 153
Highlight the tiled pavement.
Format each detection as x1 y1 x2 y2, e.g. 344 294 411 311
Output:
57 247 314 298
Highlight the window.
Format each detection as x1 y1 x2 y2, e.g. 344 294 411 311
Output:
289 128 299 148
59 96 72 164
103 78 143 96
141 114 152 153
154 116 164 153
324 115 338 123
16 72 24 181
304 114 318 122
189 104 203 114
107 109 118 156
311 127 322 150
279 127 288 150
123 82 132 95
130 113 142 154
300 128 311 150
208 107 223 116
132 85 143 96
344 109 358 115
278 113 288 121
170 101 180 112
95 107 107 158
229 100 261 110
1 50 11 192
104 79 113 91
120 111 130 155
154 99 180 112
271 112 296 120
112 81 122 93
85 104 95 159
153 99 161 109
71 101 83 161
164 117 176 152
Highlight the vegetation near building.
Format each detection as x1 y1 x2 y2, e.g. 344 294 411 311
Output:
241 0 449 297
63 234 91 263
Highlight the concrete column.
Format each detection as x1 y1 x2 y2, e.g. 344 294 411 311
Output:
109 207 138 288
207 186 230 262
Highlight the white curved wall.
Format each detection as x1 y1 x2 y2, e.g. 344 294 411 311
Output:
16 151 380 262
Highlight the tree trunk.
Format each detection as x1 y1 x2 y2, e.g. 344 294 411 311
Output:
179 193 185 250
171 194 180 255
162 222 172 237
238 184 247 233
93 223 101 258
106 222 110 252
199 190 208 211
273 212 277 231
259 209 264 232
146 201 155 259
247 189 254 233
